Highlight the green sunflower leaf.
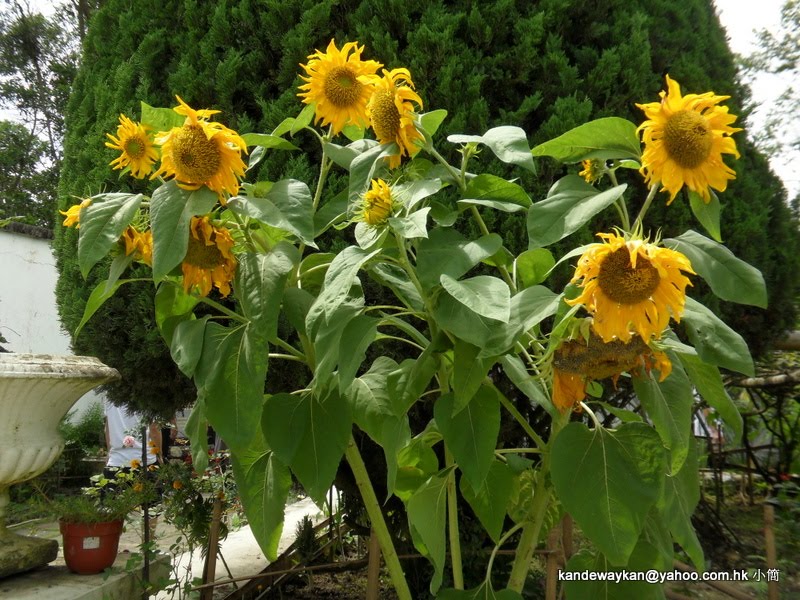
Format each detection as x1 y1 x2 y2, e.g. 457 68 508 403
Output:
459 460 513 544
551 422 666 566
291 102 316 136
418 109 448 137
416 228 503 291
632 358 694 474
228 179 316 247
681 297 754 376
435 389 500 490
440 274 511 323
140 101 184 131
407 470 450 594
77 192 143 277
527 176 626 249
664 230 767 308
240 132 299 151
459 174 532 213
74 278 148 338
515 248 556 288
262 388 352 505
687 189 722 242
531 117 641 163
678 353 743 442
150 181 217 280
449 126 535 172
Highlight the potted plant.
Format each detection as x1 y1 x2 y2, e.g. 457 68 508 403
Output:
48 473 152 575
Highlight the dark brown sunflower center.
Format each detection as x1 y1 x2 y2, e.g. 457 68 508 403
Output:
597 246 661 304
554 333 648 380
323 66 362 107
184 234 223 269
124 136 146 159
663 110 712 169
172 125 221 182
370 90 400 141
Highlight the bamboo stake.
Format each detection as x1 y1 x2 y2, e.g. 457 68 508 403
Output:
366 528 381 600
545 525 560 600
764 504 779 600
200 495 224 600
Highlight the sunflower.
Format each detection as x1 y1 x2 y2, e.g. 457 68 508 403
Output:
181 216 237 298
551 332 672 411
579 159 604 184
121 226 153 266
364 68 424 169
298 39 383 135
567 232 695 343
358 178 395 226
152 96 247 201
636 75 741 204
59 197 92 228
105 114 159 179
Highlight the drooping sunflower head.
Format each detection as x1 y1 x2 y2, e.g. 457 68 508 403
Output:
551 331 673 411
364 68 424 169
566 232 695 343
152 96 247 202
181 215 237 298
636 75 741 204
358 178 395 226
105 114 159 179
60 197 93 228
298 39 383 135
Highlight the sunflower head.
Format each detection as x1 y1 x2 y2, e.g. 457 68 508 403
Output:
152 96 247 202
552 331 673 411
105 114 159 179
60 197 92 228
579 159 604 184
181 215 237 298
566 232 695 342
121 226 153 266
364 68 424 169
298 39 383 135
636 75 742 204
358 178 395 226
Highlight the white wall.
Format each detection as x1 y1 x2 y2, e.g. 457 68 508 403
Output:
0 228 104 418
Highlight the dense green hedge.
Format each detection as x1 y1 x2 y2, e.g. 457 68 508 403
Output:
55 0 799 416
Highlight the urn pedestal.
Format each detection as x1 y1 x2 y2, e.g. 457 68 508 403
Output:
0 354 119 578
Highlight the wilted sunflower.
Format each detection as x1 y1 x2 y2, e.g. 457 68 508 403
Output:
365 68 424 169
121 226 153 266
181 216 237 298
152 96 247 201
105 114 158 179
551 332 672 412
358 178 395 226
567 232 695 343
59 198 92 228
298 39 383 135
637 75 741 204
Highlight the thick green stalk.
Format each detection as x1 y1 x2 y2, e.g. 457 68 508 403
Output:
345 437 413 600
506 412 568 592
633 183 660 229
445 446 464 589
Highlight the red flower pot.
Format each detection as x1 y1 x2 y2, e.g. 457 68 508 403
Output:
59 519 123 575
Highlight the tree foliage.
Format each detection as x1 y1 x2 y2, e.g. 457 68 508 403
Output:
55 0 800 418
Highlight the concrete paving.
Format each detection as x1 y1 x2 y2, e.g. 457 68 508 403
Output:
0 495 326 600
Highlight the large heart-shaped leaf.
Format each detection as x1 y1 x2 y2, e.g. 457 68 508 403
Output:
551 422 666 565
530 117 641 163
78 193 143 277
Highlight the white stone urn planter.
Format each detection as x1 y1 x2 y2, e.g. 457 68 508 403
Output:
0 354 119 578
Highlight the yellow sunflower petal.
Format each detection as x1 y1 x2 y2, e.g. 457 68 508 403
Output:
636 75 742 204
105 114 158 179
567 232 694 342
181 216 237 297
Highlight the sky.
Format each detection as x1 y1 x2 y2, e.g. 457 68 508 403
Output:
3 0 798 197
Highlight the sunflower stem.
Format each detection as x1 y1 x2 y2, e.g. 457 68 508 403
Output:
494 383 545 451
608 168 631 231
345 436 413 600
445 444 465 590
195 295 247 323
506 411 567 592
485 522 525 582
634 184 660 229
580 401 603 430
468 205 517 293
230 210 258 252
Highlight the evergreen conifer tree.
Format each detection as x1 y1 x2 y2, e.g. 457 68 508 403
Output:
55 0 800 416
